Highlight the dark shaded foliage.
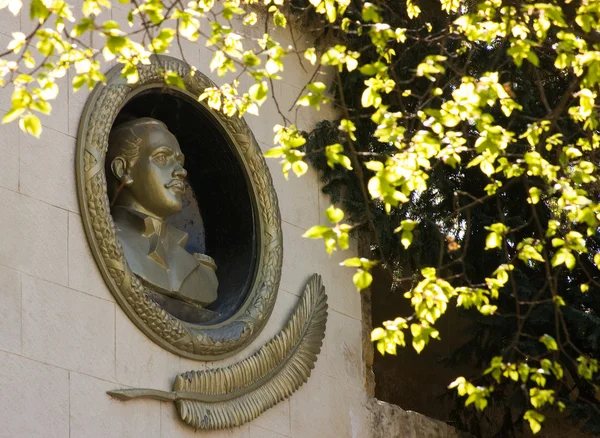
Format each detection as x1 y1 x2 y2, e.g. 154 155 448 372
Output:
298 1 600 436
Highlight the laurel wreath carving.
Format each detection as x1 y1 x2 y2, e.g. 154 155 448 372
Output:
75 55 283 360
108 274 327 430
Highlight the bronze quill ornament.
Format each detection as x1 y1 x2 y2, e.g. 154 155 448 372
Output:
108 274 328 430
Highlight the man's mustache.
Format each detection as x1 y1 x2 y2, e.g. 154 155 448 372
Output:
165 179 185 189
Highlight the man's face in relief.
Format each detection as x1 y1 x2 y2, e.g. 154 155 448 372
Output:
125 125 187 219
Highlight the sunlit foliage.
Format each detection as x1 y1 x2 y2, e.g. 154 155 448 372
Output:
3 0 600 434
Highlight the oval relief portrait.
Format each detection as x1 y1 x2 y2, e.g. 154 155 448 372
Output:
76 56 282 360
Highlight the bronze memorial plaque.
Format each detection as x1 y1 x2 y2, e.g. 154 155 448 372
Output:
75 55 283 360
76 56 328 430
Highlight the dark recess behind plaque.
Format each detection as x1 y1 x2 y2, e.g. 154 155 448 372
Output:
111 88 258 323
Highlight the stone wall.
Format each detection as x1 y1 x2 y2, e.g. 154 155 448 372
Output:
0 3 473 437
0 3 374 437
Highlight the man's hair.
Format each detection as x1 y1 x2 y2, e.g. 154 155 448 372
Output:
107 117 169 169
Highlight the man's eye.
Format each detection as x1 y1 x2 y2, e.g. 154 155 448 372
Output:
154 155 167 165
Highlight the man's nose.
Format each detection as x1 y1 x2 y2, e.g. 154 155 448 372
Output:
173 164 187 179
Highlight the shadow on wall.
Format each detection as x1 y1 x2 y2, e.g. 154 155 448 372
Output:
369 265 476 430
369 267 596 438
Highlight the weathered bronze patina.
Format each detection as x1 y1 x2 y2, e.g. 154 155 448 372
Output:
107 118 218 307
75 56 283 360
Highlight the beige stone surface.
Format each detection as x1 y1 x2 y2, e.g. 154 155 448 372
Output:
70 371 161 438
370 399 472 438
0 187 68 285
0 351 69 438
266 156 321 231
0 265 21 354
318 243 363 320
20 127 79 212
290 344 371 438
326 309 364 390
0 10 391 438
0 111 19 192
248 397 291 437
160 402 250 438
38 75 70 134
280 221 324 296
115 305 183 389
67 68 91 138
250 425 290 438
68 212 114 301
0 7 19 37
0 34 16 112
21 275 115 379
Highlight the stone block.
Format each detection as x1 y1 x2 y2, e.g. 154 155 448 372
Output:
20 127 78 212
68 212 114 301
318 246 362 320
345 382 373 438
249 399 291 437
242 81 282 147
21 275 115 379
70 371 161 438
39 74 70 134
0 351 69 438
290 357 371 438
65 0 110 50
370 399 472 438
161 402 250 438
67 68 91 138
0 111 19 192
0 266 20 354
290 348 352 438
265 155 320 231
172 36 201 69
0 6 19 37
115 306 183 389
0 34 15 112
250 425 290 438
326 309 364 390
279 221 323 296
19 0 37 36
0 187 68 285
111 6 145 45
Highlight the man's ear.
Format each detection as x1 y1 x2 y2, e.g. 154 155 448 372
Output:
111 157 132 185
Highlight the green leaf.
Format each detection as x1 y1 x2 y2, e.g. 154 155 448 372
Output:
19 113 42 138
341 257 362 268
371 327 386 341
164 71 185 89
551 248 576 270
249 81 268 105
485 232 500 250
106 36 127 54
401 230 412 249
291 160 308 177
2 108 24 124
528 187 541 204
30 100 51 115
524 410 544 435
303 225 330 239
421 267 436 279
325 205 344 224
539 334 558 351
353 269 373 291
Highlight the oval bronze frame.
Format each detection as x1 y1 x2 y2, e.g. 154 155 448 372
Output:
75 55 282 360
